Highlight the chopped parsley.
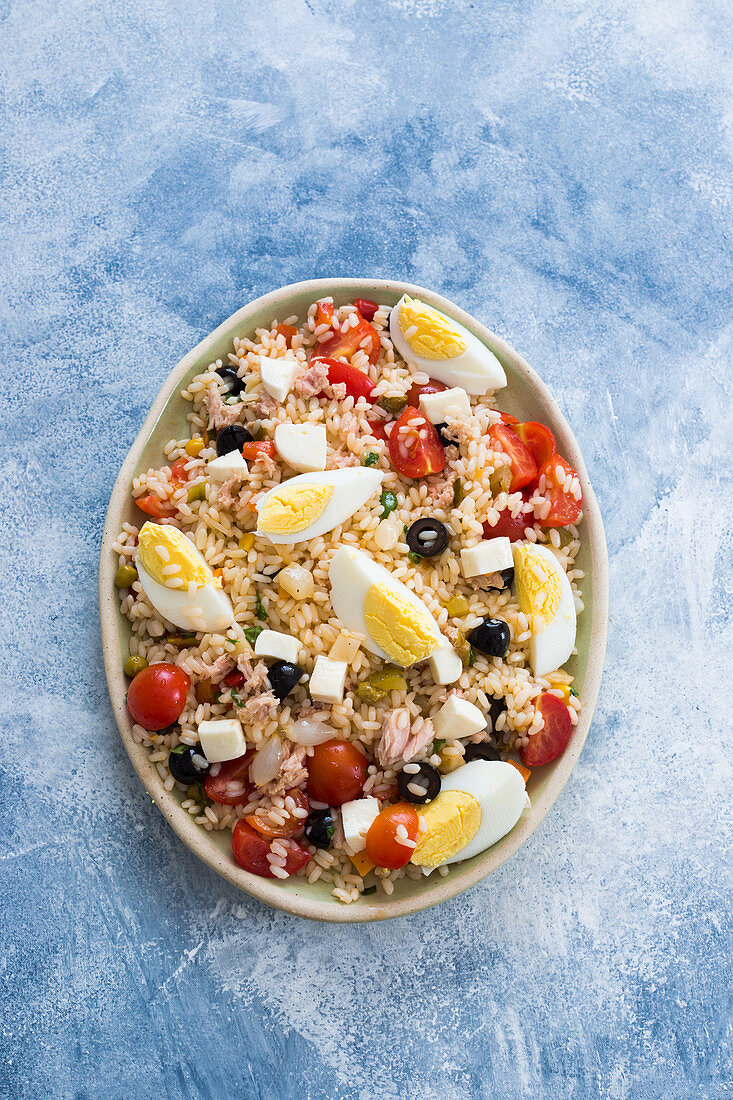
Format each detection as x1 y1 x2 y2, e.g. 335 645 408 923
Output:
362 452 379 467
569 687 579 698
244 623 265 646
408 551 422 564
255 585 268 621
380 490 398 517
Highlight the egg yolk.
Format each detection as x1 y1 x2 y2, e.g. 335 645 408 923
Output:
399 297 467 361
363 583 440 666
411 790 482 868
513 545 562 631
258 483 334 535
137 522 211 590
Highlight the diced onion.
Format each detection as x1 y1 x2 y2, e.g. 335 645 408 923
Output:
250 736 284 786
288 717 336 746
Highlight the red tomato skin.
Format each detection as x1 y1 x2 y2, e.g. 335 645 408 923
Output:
366 419 389 441
241 441 278 461
205 752 254 805
499 412 519 426
313 357 376 403
275 323 297 347
520 693 573 766
538 455 583 527
365 803 420 869
246 790 309 838
168 457 190 485
488 424 538 491
315 300 334 327
482 511 533 543
515 422 556 468
232 822 312 877
405 378 448 409
388 407 446 479
316 312 380 365
126 663 190 730
134 493 177 518
307 740 368 806
353 298 378 322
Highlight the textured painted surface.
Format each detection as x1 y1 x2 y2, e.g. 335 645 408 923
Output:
1 0 731 1097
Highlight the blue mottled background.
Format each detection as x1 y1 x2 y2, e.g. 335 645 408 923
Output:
1 1 731 1097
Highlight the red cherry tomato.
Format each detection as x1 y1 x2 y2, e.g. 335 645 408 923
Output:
538 455 583 527
241 440 278 461
405 378 448 409
313 357 376 403
315 300 334 327
246 789 309 838
204 752 254 805
488 424 538 491
134 493 177 518
520 693 573 766
222 669 245 689
388 407 446 479
499 411 519 426
307 739 368 806
365 802 419 869
515 422 556 468
232 820 311 877
275 323 297 347
353 298 379 322
366 419 389 441
483 510 533 543
316 311 380 365
168 457 190 486
126 663 190 730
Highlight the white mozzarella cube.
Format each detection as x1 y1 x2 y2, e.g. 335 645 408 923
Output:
274 423 327 472
460 536 513 579
309 655 347 704
428 642 463 686
328 632 363 664
198 718 247 763
341 797 381 853
259 355 299 404
254 629 301 664
433 695 487 740
207 450 249 482
419 387 472 424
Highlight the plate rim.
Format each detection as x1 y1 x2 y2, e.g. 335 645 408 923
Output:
99 277 609 923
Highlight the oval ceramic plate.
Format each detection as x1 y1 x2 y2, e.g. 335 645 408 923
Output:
100 278 608 922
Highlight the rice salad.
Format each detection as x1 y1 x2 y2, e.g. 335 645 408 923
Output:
112 293 585 904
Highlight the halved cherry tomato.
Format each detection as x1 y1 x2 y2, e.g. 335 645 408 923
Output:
483 509 533 543
134 494 177 518
168 456 190 485
538 455 583 527
353 298 378 322
315 300 334 327
241 440 278 461
126 663 190 730
366 419 389 441
316 311 380 365
365 802 419 869
499 412 519 426
487 424 538 491
405 378 447 409
275 323 297 347
520 693 572 766
246 789 309 838
388 407 446 479
205 752 254 805
307 739 367 806
232 820 311 877
222 669 245 689
515 422 556 468
314 357 376 403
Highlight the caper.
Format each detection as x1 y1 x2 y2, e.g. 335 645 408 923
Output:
115 564 138 588
124 655 148 677
187 482 206 503
378 395 408 415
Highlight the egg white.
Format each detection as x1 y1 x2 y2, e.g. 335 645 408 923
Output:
518 543 577 678
256 468 383 544
436 760 528 864
389 294 507 395
136 557 235 633
328 546 442 662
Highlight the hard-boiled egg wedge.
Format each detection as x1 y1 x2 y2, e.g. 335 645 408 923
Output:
136 522 235 633
329 546 443 667
256 468 383 544
411 760 529 869
389 294 506 395
513 542 577 678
